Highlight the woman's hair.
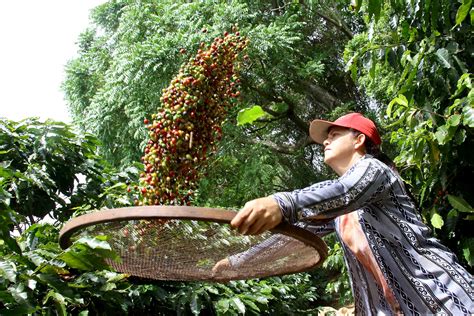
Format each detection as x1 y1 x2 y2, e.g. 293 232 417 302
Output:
350 129 419 205
364 137 398 172
349 128 397 172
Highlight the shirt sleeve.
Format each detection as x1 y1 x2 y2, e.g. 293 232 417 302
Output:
272 157 391 224
297 219 335 237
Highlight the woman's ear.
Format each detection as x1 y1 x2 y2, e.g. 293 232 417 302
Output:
354 133 366 150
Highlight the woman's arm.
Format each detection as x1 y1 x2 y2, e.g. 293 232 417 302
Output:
273 157 392 224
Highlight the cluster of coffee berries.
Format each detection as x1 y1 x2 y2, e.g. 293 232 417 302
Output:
136 31 248 206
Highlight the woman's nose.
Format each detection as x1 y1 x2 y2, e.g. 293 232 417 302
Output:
323 138 330 146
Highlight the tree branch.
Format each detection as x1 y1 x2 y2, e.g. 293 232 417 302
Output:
299 0 353 39
278 93 310 132
247 135 314 155
260 104 284 118
296 79 340 110
244 81 310 133
315 11 353 39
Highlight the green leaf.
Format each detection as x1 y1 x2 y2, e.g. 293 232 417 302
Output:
350 58 358 81
255 295 269 304
369 52 376 79
387 95 408 117
58 236 118 271
215 298 230 313
0 260 17 282
43 290 67 316
75 236 112 250
445 209 459 232
452 73 472 98
435 48 452 69
231 297 246 314
270 102 288 114
0 305 38 315
447 114 461 127
448 209 459 219
204 285 219 295
462 105 474 128
58 251 95 271
0 228 21 254
9 283 28 303
447 195 474 213
431 213 444 229
434 125 456 145
461 238 474 266
352 0 362 11
454 128 467 145
368 0 382 21
237 106 267 125
190 293 202 315
455 0 472 26
241 297 260 312
35 273 75 297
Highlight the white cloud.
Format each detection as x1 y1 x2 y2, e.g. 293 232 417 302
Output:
0 0 107 123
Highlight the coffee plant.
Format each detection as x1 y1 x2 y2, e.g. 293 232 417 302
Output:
136 30 248 206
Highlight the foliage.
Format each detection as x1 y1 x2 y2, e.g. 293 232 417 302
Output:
319 234 352 306
53 0 473 313
0 222 168 315
345 0 474 268
1 221 327 315
0 118 139 225
0 118 143 314
0 118 344 314
63 0 366 169
62 2 363 308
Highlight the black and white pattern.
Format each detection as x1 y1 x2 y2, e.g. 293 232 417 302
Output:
273 155 474 315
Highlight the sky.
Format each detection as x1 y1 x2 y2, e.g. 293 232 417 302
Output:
0 1 107 123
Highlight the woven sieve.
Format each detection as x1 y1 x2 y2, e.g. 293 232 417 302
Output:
59 206 327 282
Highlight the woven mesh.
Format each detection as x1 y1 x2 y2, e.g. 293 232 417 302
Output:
72 218 322 282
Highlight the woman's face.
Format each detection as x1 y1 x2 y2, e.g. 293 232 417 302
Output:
323 126 363 173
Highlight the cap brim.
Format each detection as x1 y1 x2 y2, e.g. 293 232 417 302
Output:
309 119 335 144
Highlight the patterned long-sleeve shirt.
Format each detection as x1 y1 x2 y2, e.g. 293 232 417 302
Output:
272 155 473 315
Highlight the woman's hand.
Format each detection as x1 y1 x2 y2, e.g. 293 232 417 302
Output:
230 196 282 235
212 258 231 275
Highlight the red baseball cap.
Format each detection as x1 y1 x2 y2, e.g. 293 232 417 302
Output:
309 112 381 146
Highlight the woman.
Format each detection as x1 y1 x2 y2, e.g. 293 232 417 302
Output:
225 113 473 315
